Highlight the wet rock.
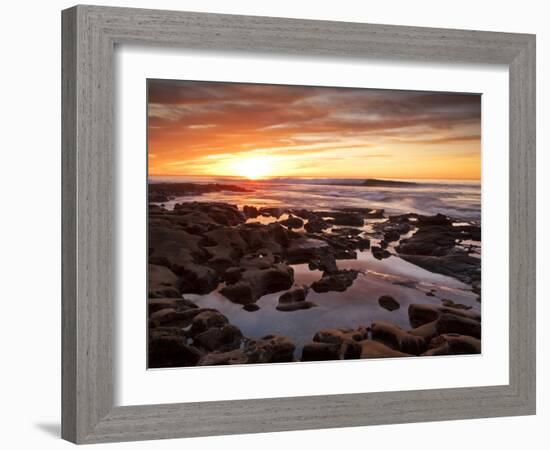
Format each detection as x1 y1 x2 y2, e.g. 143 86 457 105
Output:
245 335 295 363
441 299 472 310
189 310 229 336
302 342 341 361
408 320 439 342
408 303 480 328
174 201 246 227
313 328 367 345
311 328 364 359
324 211 364 227
243 205 259 218
285 237 330 264
198 349 248 366
192 324 243 352
276 300 316 312
423 334 481 356
259 207 285 218
279 215 304 229
148 264 181 298
149 308 182 327
435 313 481 339
384 230 401 242
308 252 338 273
148 297 198 314
371 321 427 355
304 218 331 233
239 249 276 270
239 222 293 253
378 295 400 311
220 263 294 304
360 340 412 358
203 227 248 269
311 269 359 293
148 328 202 368
178 263 219 295
243 304 260 312
371 246 391 260
224 266 244 284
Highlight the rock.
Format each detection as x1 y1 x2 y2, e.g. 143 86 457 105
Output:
425 291 435 297
148 328 202 368
279 215 304 229
276 287 316 311
202 227 248 269
308 252 338 274
189 310 228 336
148 297 199 314
371 321 427 355
324 211 364 227
149 308 179 327
408 303 480 328
441 299 472 310
435 313 481 339
220 281 255 304
395 215 481 286
224 266 244 284
245 335 295 363
311 269 359 293
304 219 331 233
276 301 316 311
359 340 413 358
279 287 308 303
371 246 391 260
310 328 365 359
220 263 294 304
148 264 181 298
239 222 293 253
408 320 439 342
243 304 260 312
192 324 243 352
285 237 330 264
384 230 401 242
259 207 285 218
243 205 259 218
239 249 276 270
378 295 400 311
423 334 481 356
301 342 341 361
178 263 219 295
198 349 249 366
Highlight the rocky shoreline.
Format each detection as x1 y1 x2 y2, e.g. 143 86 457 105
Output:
148 183 481 367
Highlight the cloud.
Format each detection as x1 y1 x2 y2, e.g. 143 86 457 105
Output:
147 79 481 179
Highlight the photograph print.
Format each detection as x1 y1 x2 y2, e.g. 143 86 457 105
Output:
147 79 482 368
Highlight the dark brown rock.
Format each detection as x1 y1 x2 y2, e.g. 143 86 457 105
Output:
311 269 359 293
279 215 304 229
360 340 413 358
301 342 341 361
371 321 427 355
378 295 400 311
148 328 202 368
245 335 295 363
193 324 243 352
148 264 181 298
189 310 228 336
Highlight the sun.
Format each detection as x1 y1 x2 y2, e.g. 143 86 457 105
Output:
231 156 274 180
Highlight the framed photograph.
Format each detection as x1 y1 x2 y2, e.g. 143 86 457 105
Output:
62 5 536 444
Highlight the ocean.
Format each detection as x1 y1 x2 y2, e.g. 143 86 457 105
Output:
149 176 481 222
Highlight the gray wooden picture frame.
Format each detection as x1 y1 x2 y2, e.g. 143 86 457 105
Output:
61 5 536 444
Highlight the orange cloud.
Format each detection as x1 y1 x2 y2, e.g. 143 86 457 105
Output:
148 80 481 180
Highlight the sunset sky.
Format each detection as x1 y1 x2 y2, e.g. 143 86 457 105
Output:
147 80 481 180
